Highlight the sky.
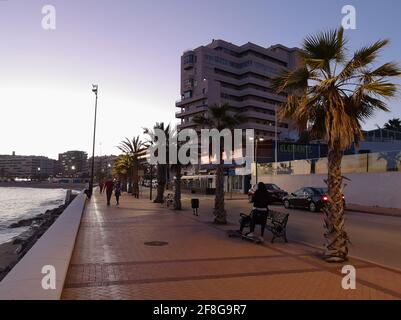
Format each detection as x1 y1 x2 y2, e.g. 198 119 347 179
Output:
1 0 400 159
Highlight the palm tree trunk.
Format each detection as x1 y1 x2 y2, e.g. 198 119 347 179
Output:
214 163 226 224
174 164 182 210
132 159 139 198
121 175 127 192
154 164 166 203
323 144 348 262
127 167 133 194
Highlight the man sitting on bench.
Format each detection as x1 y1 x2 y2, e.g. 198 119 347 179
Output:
246 182 270 242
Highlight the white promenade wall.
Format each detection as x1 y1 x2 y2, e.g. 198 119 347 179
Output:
0 192 87 300
258 172 401 209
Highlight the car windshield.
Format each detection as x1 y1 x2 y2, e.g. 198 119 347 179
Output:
265 184 280 190
311 188 328 195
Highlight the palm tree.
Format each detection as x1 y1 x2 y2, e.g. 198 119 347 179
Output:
384 118 401 132
143 123 172 203
193 103 244 224
112 154 133 191
118 136 145 198
169 131 185 210
272 27 401 262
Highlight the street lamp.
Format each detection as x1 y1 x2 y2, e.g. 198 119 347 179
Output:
88 84 98 198
250 136 264 184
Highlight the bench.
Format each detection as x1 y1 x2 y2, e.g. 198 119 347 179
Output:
266 211 289 243
238 210 289 243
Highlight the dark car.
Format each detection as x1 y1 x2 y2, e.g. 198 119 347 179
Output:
282 187 345 212
248 183 288 203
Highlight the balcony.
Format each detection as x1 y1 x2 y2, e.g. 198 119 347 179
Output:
175 106 208 118
175 93 207 107
183 51 196 70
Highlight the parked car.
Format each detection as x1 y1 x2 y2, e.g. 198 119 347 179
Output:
282 187 345 212
248 183 288 203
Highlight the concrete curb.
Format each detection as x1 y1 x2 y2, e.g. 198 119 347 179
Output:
0 192 87 300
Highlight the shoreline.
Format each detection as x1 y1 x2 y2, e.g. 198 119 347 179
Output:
0 181 87 190
0 194 77 281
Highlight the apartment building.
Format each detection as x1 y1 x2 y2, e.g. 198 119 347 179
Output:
88 155 118 180
175 39 301 140
0 153 56 179
57 150 88 178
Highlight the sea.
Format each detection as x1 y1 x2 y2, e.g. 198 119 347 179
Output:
0 187 67 245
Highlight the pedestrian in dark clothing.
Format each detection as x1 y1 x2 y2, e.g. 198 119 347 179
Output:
115 181 121 206
248 182 270 241
105 179 114 206
99 181 104 194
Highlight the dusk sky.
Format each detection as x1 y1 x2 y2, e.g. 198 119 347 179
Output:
1 0 400 159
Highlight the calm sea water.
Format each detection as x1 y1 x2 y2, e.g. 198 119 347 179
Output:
0 187 66 245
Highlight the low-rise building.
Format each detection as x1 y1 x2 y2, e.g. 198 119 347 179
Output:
0 153 56 179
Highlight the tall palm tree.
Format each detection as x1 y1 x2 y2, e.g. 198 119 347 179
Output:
169 131 184 210
193 103 244 224
143 123 172 203
118 136 145 198
272 27 401 262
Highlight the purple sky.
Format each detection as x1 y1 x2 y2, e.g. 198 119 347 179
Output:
1 0 400 159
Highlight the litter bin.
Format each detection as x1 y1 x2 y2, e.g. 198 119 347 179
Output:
191 198 199 216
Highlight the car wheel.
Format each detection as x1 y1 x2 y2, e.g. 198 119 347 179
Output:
284 200 290 209
309 202 317 212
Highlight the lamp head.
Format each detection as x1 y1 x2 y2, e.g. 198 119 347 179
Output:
92 84 98 94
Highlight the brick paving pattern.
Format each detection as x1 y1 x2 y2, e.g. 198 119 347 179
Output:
62 191 401 300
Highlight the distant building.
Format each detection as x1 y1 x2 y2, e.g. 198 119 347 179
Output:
88 155 118 181
352 128 401 154
175 39 301 140
57 150 88 178
0 153 56 179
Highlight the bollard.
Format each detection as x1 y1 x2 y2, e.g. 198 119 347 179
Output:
191 198 199 216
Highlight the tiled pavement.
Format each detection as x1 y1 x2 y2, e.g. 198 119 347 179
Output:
61 191 401 300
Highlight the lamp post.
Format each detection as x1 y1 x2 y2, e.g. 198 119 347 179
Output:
89 84 98 198
250 136 264 184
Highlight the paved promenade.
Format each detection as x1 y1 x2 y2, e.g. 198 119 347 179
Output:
62 192 401 300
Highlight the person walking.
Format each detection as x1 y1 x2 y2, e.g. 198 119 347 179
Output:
114 180 121 206
105 179 114 206
99 181 104 194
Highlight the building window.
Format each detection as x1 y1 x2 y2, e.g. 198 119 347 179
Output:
184 54 197 64
183 91 192 99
